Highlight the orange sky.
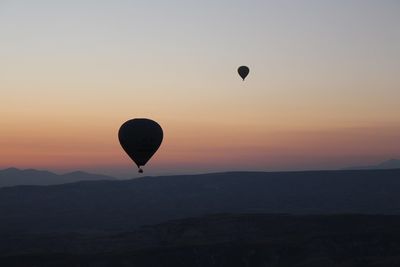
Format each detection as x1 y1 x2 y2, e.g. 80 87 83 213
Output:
1 1 399 177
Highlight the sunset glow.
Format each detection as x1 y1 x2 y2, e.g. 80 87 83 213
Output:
1 1 399 177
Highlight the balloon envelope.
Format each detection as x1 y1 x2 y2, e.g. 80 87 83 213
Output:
237 66 250 80
118 118 163 170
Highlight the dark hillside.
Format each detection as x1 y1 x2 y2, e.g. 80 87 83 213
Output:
1 214 400 266
1 169 400 233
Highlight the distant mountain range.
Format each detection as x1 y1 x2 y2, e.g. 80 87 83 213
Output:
0 168 116 187
1 169 400 234
1 159 398 188
345 159 400 170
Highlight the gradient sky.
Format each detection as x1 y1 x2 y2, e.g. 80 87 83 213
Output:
1 0 400 178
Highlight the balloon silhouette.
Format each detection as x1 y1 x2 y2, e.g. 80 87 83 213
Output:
237 66 250 81
118 118 163 173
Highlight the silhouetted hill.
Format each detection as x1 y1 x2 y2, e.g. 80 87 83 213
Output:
345 159 400 170
1 169 400 234
0 168 116 187
1 214 400 266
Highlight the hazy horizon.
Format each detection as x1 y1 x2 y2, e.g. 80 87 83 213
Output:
1 1 399 178
2 157 400 179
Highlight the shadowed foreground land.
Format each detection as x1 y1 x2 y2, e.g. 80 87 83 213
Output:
2 169 400 266
1 214 400 266
1 169 400 233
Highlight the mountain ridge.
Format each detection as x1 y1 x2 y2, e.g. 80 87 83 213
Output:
1 168 400 234
344 159 400 170
0 168 116 187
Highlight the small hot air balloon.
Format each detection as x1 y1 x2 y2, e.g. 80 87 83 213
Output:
118 118 163 173
237 66 250 81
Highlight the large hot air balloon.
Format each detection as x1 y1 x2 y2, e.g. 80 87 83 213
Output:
118 118 163 173
237 66 250 81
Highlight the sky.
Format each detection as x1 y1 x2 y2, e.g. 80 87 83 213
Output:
1 0 400 178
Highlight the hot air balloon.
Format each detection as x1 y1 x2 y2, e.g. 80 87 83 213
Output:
237 66 250 81
118 118 163 173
